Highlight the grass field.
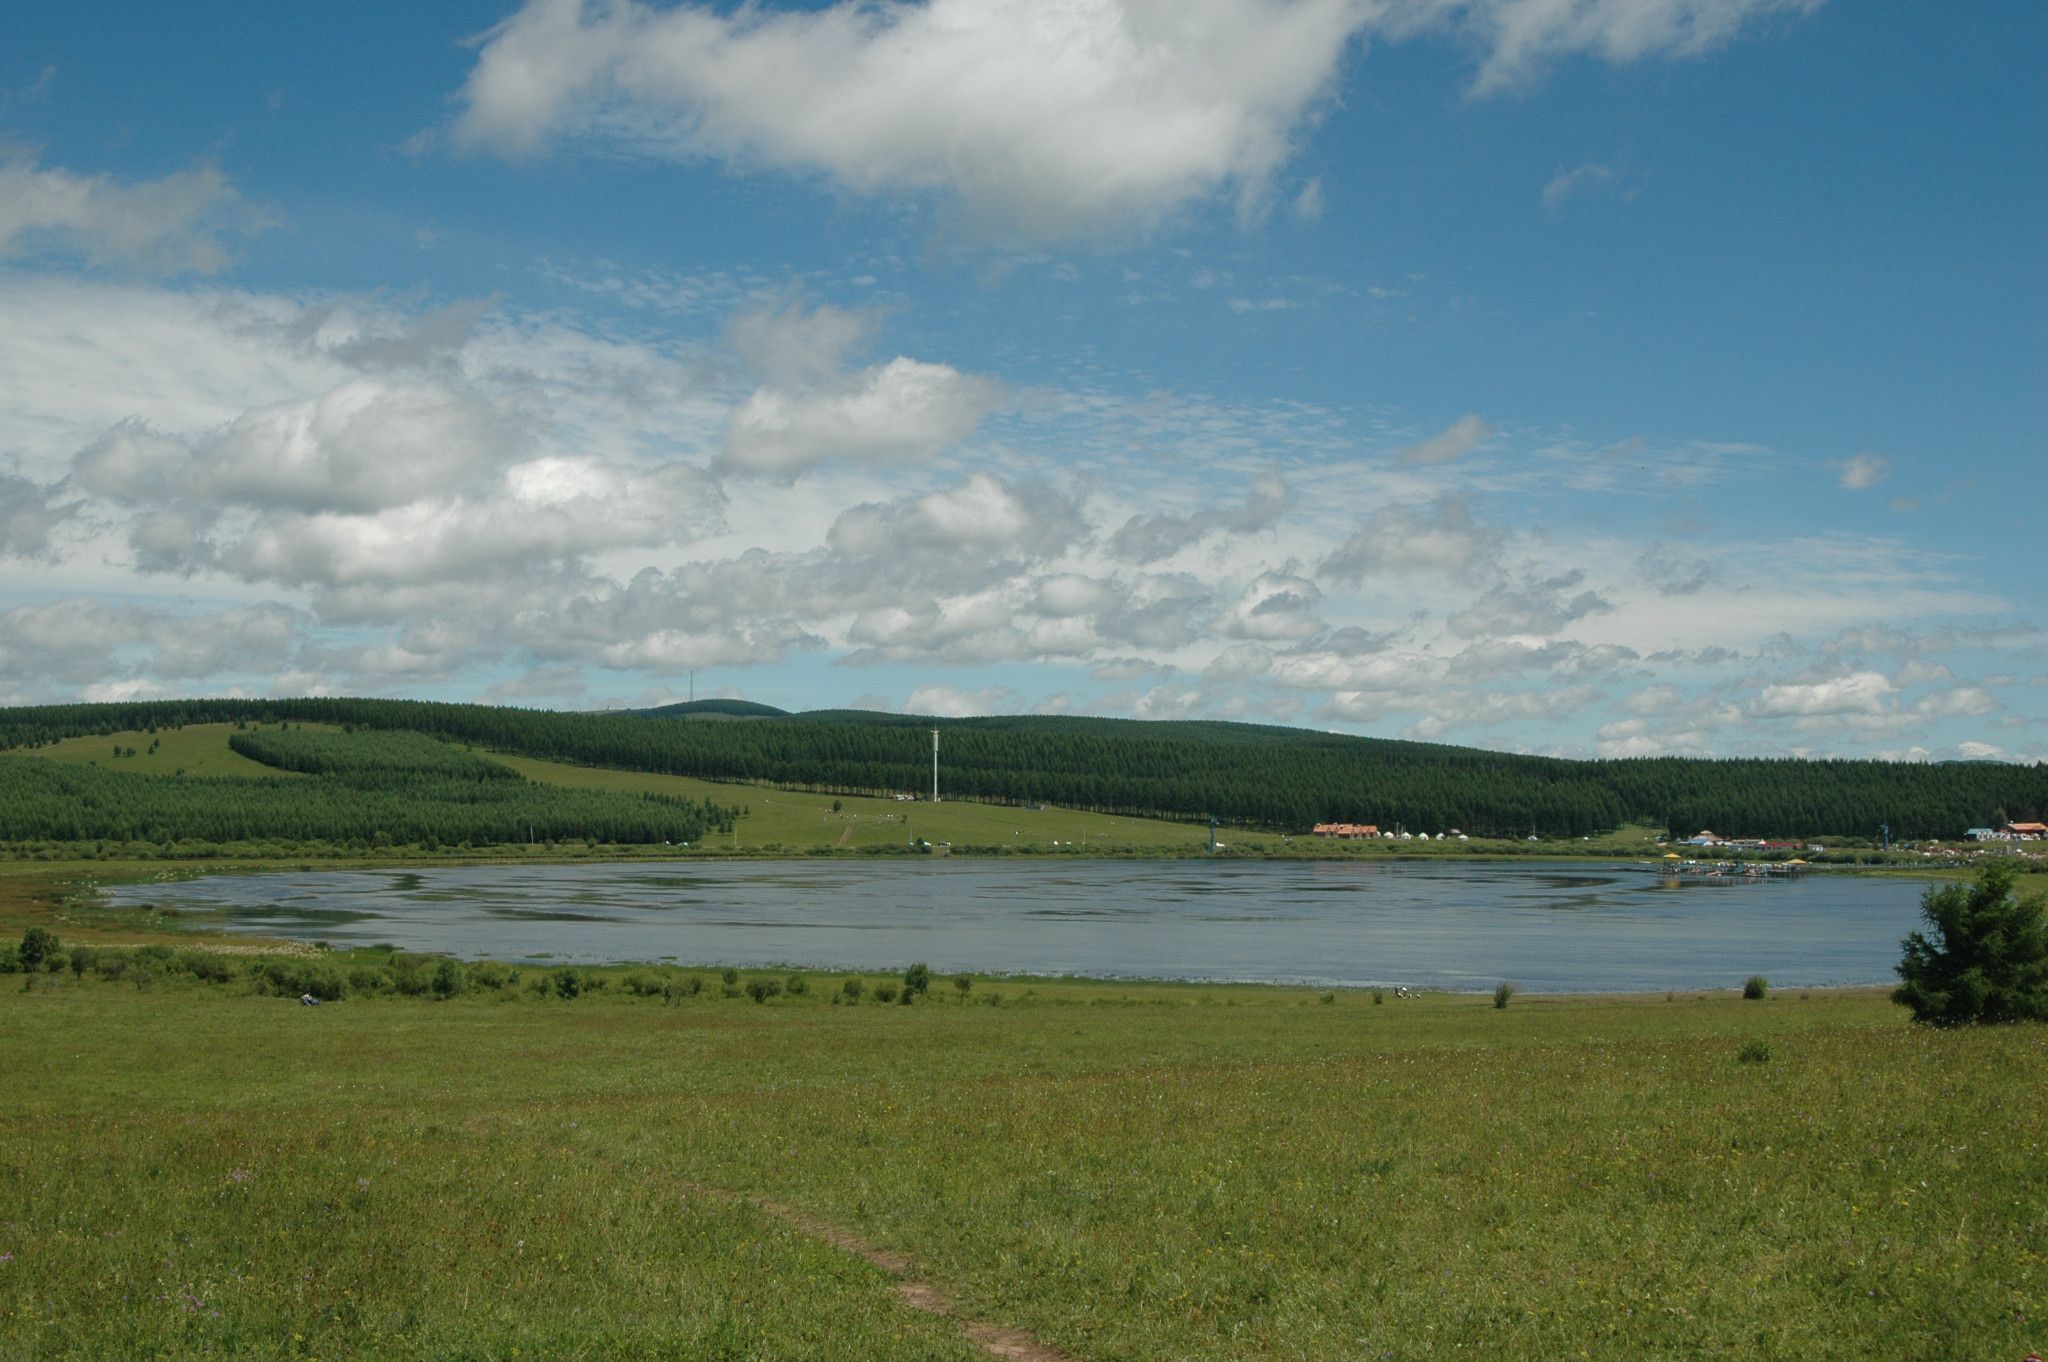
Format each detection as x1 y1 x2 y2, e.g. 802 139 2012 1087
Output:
2 964 2041 1361
26 722 305 779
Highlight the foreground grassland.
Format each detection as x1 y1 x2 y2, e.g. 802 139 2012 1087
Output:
4 968 2042 1360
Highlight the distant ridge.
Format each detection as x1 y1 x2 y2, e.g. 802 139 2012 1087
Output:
1 696 2041 840
634 699 791 720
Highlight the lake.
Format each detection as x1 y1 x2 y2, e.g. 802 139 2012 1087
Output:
110 859 1939 993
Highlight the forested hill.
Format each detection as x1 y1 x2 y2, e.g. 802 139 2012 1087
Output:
1 698 2041 841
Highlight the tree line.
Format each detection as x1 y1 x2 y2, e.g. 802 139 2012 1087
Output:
0 698 2041 840
0 745 736 851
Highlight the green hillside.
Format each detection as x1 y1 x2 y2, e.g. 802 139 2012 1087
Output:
1 697 2042 841
633 698 791 720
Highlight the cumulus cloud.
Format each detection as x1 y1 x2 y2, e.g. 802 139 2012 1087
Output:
1830 451 1891 490
1107 471 1289 563
1448 571 1610 638
1541 160 1617 214
1211 571 1323 641
0 471 78 557
0 598 305 691
1400 412 1495 465
1752 670 1895 718
82 379 534 515
1450 0 1824 95
907 683 1016 717
716 298 1001 478
0 153 262 273
449 0 1815 242
723 357 1000 478
1318 495 1502 584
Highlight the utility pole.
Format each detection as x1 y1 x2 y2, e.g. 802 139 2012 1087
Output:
931 728 940 803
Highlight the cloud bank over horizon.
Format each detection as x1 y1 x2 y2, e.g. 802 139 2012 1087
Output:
1 0 2041 763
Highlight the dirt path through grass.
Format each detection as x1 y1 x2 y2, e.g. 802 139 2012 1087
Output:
679 1178 1083 1362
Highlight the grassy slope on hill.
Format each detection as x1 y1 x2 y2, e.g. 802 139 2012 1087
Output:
2 975 2040 1360
7 697 2043 841
16 724 1677 855
7 724 737 851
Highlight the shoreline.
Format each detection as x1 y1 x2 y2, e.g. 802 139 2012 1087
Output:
14 853 1939 1000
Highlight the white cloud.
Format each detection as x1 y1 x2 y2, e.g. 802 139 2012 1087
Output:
450 0 1816 242
722 356 1001 479
1108 471 1289 563
1451 0 1824 96
907 683 1016 717
0 153 261 274
1541 160 1616 214
1319 495 1502 584
1752 670 1894 718
1831 451 1891 490
1211 571 1323 641
1292 177 1325 222
1447 571 1610 638
716 297 1001 478
1914 687 1998 719
1400 412 1495 465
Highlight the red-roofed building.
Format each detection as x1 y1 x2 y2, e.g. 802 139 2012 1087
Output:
1313 822 1380 839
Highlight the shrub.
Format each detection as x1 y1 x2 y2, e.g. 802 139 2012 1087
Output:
1894 861 2048 1026
1493 981 1517 1009
1319 991 1336 1005
42 951 68 975
389 955 431 997
1372 989 1385 1005
348 967 388 995
431 958 464 998
470 962 509 991
68 946 96 978
94 951 129 980
745 978 783 1003
0 946 17 975
898 986 914 1005
954 974 972 998
784 974 808 996
553 968 582 1000
721 966 739 986
300 964 347 1001
180 951 235 984
872 982 899 1004
18 927 58 972
1737 1039 1773 1064
841 977 866 1001
904 961 931 996
1742 975 1770 1001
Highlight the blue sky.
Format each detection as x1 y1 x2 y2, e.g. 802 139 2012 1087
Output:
1 0 2041 759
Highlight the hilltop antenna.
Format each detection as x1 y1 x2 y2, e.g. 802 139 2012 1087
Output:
931 728 940 803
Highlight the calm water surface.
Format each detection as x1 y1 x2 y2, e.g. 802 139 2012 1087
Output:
113 859 1934 993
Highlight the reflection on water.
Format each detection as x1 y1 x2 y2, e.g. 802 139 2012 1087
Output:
109 859 1932 994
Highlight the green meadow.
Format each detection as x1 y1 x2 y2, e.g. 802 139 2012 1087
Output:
2 950 2043 1361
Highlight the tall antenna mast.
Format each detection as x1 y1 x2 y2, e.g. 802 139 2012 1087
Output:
931 727 940 803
